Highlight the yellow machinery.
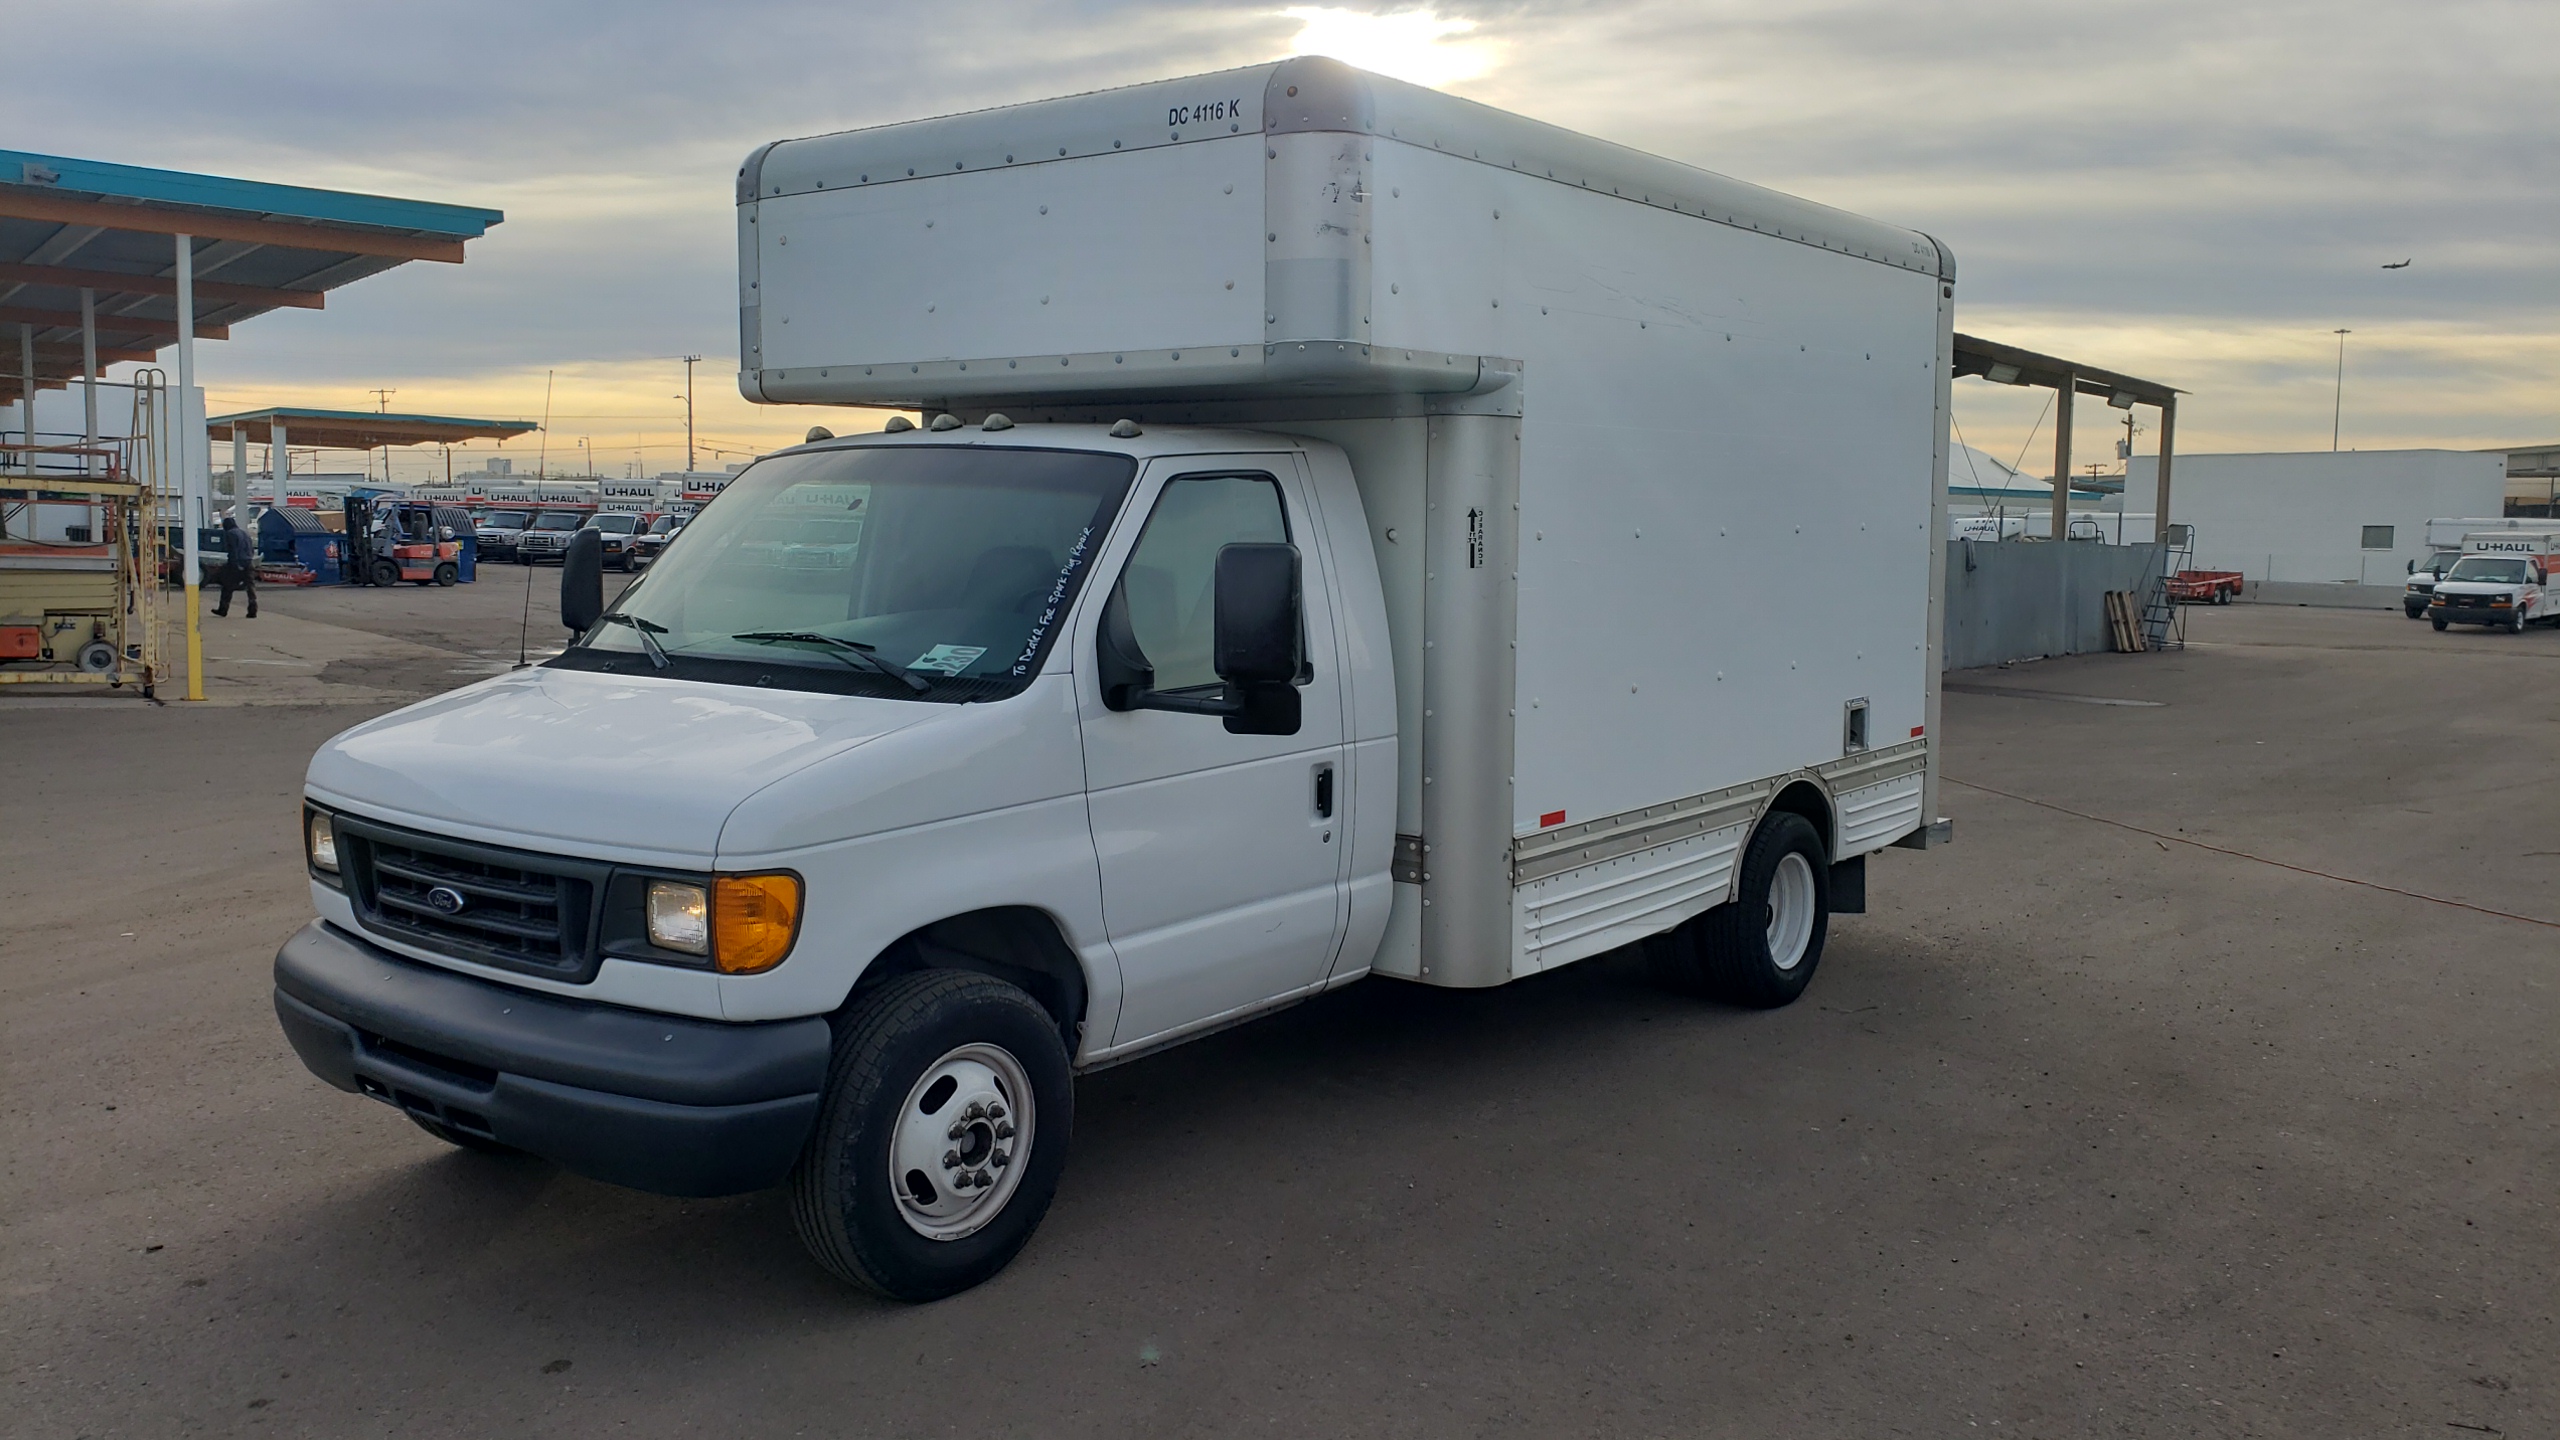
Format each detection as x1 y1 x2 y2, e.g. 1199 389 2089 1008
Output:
0 443 164 698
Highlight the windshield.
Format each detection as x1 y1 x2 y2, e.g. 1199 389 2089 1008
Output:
591 514 640 534
562 445 1135 700
531 510 587 531
648 515 681 534
2447 557 2531 584
2424 553 2458 575
482 512 530 530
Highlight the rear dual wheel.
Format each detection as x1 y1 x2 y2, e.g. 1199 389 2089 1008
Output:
790 971 1073 1302
1649 810 1830 1008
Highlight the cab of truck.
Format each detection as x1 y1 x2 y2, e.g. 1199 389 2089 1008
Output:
2403 549 2460 618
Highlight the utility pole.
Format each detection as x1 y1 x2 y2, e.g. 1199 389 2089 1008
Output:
681 354 701 472
370 387 397 414
2330 329 2351 452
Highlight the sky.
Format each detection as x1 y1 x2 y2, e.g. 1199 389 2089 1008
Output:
10 0 2555 482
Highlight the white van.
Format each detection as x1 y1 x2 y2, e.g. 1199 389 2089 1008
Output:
2428 531 2560 632
272 58 1954 1300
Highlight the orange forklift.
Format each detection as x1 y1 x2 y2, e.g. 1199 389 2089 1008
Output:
344 495 469 587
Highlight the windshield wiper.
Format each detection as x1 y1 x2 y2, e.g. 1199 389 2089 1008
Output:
731 631 932 694
600 613 672 669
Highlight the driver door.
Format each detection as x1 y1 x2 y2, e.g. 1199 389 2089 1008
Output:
1077 458 1350 1049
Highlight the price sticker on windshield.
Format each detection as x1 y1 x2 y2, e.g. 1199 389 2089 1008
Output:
907 644 986 676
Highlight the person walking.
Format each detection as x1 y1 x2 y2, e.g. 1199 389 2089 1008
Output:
213 514 258 618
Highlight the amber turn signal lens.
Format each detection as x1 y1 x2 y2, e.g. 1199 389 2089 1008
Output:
712 872 802 974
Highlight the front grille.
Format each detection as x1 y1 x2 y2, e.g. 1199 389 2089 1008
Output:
338 817 604 981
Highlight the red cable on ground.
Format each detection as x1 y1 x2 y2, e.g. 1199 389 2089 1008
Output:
1946 777 2560 931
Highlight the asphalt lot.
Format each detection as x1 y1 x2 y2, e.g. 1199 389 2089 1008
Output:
4 594 2555 1438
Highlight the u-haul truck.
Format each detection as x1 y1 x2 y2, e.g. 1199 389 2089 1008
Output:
2429 531 2560 632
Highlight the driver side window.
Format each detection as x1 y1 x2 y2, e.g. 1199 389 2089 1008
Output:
1113 474 1288 692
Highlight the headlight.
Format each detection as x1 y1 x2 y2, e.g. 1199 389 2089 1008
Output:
306 809 339 874
645 879 710 954
713 873 803 974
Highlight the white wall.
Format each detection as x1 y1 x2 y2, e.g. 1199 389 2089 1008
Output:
2130 449 2508 584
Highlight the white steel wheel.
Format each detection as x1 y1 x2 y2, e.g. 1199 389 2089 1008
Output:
789 970 1074 1302
889 1042 1036 1241
1764 851 1819 972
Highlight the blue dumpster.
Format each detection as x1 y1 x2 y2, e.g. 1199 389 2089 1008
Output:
257 506 343 584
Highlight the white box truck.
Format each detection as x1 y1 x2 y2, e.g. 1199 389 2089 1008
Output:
2427 530 2560 632
271 58 1956 1300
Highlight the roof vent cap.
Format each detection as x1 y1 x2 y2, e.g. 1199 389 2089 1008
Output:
804 426 834 443
1108 419 1144 439
881 415 916 433
928 413 964 431
982 413 1015 432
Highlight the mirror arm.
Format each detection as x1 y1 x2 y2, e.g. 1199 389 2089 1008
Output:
1129 688 1243 717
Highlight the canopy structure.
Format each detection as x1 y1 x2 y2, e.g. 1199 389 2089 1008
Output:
208 407 538 499
208 407 535 450
1952 333 2182 543
0 151 503 405
1 150 501 702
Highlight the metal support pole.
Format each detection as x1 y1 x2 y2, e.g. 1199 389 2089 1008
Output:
2049 373 2075 541
272 420 287 517
174 233 204 701
232 428 249 521
2152 398 2177 543
14 323 30 477
80 288 98 477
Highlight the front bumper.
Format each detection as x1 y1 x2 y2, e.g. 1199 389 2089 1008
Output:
273 920 830 1197
2429 603 2516 625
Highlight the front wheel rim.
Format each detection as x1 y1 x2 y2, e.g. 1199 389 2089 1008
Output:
888 1042 1036 1241
1765 852 1818 971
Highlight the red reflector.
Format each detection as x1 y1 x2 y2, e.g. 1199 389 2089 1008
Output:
1910 725 1926 737
1539 810 1567 828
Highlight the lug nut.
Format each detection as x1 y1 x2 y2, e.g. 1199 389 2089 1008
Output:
995 1121 1015 1139
986 1102 1005 1120
948 1122 965 1141
943 1150 960 1169
972 1169 992 1188
992 1150 1009 1168
964 1101 985 1120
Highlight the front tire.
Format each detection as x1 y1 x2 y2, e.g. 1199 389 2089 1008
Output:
2432 618 2448 631
433 561 458 587
789 971 1073 1302
1649 810 1830 1009
2510 610 2527 634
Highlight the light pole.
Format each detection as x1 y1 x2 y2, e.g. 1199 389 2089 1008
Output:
681 354 701 473
2330 329 2351 452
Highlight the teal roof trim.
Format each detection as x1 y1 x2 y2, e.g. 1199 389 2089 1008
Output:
3 151 501 238
210 407 534 428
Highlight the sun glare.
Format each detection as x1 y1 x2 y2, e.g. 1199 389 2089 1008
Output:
1282 6 1501 89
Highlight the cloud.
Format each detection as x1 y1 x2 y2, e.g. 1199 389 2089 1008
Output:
7 0 2554 470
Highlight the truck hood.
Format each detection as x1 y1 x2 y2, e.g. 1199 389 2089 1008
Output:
306 667 939 863
2433 581 2528 596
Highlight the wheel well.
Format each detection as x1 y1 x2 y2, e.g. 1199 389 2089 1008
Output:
853 908 1088 1052
1766 780 1836 860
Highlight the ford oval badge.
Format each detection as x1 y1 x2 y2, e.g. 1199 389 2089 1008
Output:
426 885 467 915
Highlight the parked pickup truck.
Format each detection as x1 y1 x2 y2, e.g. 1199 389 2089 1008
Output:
271 57 1955 1302
511 507 596 564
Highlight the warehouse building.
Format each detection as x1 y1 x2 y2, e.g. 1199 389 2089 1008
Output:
2128 449 2507 585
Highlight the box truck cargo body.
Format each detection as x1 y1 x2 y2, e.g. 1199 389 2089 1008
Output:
273 58 1955 1300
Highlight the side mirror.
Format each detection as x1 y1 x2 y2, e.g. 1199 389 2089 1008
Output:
561 529 605 635
1212 543 1303 736
1212 543 1301 686
2406 559 2415 574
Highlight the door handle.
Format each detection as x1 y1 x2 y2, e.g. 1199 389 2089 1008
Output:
1313 764 1335 820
